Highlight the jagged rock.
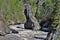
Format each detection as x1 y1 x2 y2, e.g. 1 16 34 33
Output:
31 17 40 30
19 29 49 40
24 3 40 30
9 24 25 33
5 34 21 40
24 19 34 29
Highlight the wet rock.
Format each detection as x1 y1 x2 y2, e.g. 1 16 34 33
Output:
9 24 25 33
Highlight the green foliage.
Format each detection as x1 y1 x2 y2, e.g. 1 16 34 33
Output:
57 36 60 40
36 5 45 20
0 0 26 25
34 0 60 30
9 0 26 23
51 0 60 29
35 0 55 21
29 0 37 16
45 0 55 8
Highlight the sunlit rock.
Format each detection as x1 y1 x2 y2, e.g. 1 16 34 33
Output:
5 34 21 40
9 24 25 33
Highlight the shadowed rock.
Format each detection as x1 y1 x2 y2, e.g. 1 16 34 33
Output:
53 25 60 40
5 33 35 40
24 3 40 30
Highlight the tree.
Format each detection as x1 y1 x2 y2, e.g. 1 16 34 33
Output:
51 0 60 30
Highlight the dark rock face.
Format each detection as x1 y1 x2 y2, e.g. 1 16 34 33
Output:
24 4 34 29
24 3 40 30
0 29 49 40
24 4 32 18
9 24 25 33
24 19 34 29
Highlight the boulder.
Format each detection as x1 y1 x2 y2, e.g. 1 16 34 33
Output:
9 24 25 33
24 3 40 30
19 30 35 40
5 34 21 40
24 19 34 29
